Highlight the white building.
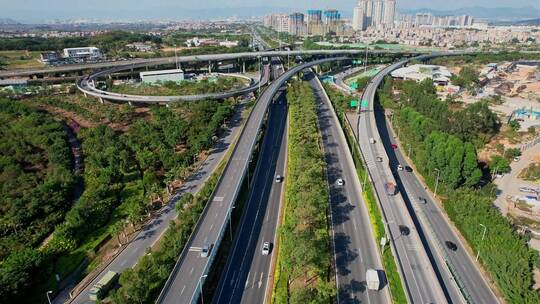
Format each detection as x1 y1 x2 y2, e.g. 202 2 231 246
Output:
372 0 384 28
383 0 396 28
140 69 185 84
63 47 103 60
391 64 453 85
353 4 366 31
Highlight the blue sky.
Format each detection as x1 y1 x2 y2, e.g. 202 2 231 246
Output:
2 0 539 22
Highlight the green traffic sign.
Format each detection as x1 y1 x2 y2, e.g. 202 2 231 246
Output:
350 83 358 89
350 100 359 107
361 100 369 107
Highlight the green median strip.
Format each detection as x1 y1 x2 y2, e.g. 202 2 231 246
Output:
272 81 335 304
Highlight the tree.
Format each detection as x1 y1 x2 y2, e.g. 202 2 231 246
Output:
489 155 511 175
509 120 521 132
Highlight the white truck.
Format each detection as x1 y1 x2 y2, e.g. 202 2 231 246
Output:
366 269 380 291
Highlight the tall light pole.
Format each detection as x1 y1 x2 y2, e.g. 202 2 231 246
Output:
476 224 487 261
174 44 178 70
199 274 208 304
407 143 412 158
258 56 262 93
364 43 369 72
434 168 440 197
46 291 53 304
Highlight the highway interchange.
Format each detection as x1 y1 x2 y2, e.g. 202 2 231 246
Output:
40 44 502 304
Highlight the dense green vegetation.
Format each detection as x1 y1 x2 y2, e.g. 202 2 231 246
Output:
110 77 248 96
379 78 540 304
397 78 500 147
0 99 234 303
324 84 408 303
0 100 75 299
273 81 334 303
0 31 162 52
112 162 225 303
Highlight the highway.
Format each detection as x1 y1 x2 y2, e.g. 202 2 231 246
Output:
78 66 270 104
0 49 424 78
156 57 350 304
366 66 500 303
355 60 450 304
308 71 391 304
211 59 287 304
56 103 247 304
353 52 498 304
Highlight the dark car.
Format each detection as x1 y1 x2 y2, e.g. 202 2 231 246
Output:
418 196 427 204
445 241 458 251
391 144 398 149
405 166 413 172
399 225 410 236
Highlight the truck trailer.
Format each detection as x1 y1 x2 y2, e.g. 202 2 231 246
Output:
366 269 380 290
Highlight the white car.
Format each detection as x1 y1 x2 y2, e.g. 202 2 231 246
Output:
275 175 282 183
337 178 345 186
262 242 271 255
397 165 404 171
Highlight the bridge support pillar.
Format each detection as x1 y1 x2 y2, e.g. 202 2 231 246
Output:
165 103 170 108
99 97 105 104
208 61 212 74
83 92 87 98
128 101 133 106
242 61 246 74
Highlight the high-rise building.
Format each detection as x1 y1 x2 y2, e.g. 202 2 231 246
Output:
383 0 396 28
352 3 365 31
323 9 341 23
288 13 306 36
306 9 323 35
306 10 322 23
362 0 373 27
373 0 384 27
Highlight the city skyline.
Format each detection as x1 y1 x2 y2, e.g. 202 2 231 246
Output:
1 1 539 23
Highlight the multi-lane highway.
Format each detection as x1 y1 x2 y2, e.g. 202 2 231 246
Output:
308 71 391 304
367 70 500 303
156 57 350 304
211 59 287 304
352 52 498 303
354 60 452 304
55 103 247 304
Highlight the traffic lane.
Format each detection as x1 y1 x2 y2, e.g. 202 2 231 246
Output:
362 113 445 304
64 105 246 304
212 99 288 304
373 105 466 303
311 76 387 304
240 98 288 304
380 115 498 303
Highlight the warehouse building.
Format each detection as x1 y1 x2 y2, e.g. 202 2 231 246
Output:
63 47 103 60
140 69 185 84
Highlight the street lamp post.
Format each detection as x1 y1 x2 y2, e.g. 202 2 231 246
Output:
476 224 487 261
46 291 53 304
174 44 178 70
407 144 412 158
199 274 208 304
434 168 440 197
229 206 235 241
258 56 262 93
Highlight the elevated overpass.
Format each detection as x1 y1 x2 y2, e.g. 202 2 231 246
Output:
0 49 424 78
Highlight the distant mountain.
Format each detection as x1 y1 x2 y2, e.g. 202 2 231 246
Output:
493 18 540 26
0 18 21 25
401 6 540 21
